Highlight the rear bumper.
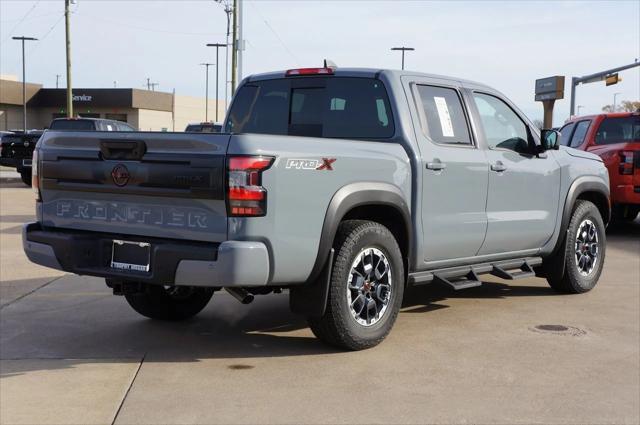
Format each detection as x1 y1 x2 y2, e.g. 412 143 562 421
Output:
0 157 30 170
22 222 270 287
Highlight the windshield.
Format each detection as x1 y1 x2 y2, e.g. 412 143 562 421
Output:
595 116 640 144
226 77 394 139
50 120 95 131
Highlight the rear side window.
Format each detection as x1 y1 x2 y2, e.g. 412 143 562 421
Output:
559 122 575 146
416 85 472 145
49 120 95 131
226 77 394 139
595 116 640 144
569 120 590 147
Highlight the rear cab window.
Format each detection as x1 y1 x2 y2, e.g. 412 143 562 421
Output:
595 116 640 145
416 85 472 145
49 120 95 131
226 77 394 139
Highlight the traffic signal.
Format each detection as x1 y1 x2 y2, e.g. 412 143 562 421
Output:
605 73 621 86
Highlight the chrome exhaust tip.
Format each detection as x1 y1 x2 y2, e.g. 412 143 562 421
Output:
224 287 254 304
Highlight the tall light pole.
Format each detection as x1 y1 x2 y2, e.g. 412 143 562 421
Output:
613 92 622 112
56 74 61 89
200 63 214 122
12 36 38 132
207 43 225 122
391 46 414 70
64 0 73 118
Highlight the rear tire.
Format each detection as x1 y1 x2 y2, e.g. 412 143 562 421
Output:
547 200 606 294
308 220 404 350
19 169 31 187
124 284 214 321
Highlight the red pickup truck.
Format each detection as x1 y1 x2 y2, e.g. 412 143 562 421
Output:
560 112 640 221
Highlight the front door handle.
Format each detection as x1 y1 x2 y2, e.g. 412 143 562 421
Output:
426 159 446 171
490 161 507 172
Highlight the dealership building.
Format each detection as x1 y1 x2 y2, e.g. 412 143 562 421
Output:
0 75 226 132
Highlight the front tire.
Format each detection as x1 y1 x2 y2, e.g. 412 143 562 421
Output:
308 220 404 350
547 200 606 293
124 284 214 321
20 169 31 187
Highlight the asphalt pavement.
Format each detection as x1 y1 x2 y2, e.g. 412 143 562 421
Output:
1 181 639 424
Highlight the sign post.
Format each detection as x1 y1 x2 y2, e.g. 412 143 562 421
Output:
535 76 565 128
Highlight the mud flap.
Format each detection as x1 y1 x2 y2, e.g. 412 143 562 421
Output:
536 230 568 281
289 248 334 317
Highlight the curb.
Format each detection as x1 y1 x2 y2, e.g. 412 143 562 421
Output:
0 172 23 185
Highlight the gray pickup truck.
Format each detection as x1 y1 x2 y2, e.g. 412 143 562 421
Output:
23 66 610 350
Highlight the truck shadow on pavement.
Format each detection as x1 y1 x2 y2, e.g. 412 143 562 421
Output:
1 218 638 378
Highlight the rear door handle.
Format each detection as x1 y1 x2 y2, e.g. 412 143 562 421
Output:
490 161 507 172
426 159 446 171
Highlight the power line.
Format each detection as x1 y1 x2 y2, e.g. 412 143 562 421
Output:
77 12 225 36
1 1 41 45
248 2 301 66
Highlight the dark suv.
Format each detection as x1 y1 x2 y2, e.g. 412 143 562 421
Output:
0 130 44 186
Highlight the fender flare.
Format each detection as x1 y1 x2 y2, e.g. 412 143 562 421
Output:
310 182 411 283
290 182 411 317
540 176 610 280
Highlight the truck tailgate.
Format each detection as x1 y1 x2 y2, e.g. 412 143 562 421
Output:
38 131 230 243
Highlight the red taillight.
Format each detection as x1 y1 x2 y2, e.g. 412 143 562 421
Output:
285 67 334 76
227 156 274 217
619 151 635 175
32 149 41 201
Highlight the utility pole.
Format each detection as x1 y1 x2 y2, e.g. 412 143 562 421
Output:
113 81 117 88
231 0 238 93
150 82 159 91
391 46 415 70
207 43 225 121
214 0 232 108
200 63 214 121
613 92 622 112
12 36 38 132
237 0 243 82
146 78 151 90
56 74 61 89
65 0 73 118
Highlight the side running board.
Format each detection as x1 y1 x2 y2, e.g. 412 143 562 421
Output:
433 270 482 291
408 257 542 289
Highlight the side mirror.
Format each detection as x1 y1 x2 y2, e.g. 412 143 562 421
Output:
540 129 561 151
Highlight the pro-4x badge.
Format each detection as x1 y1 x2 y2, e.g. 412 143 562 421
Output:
285 158 336 171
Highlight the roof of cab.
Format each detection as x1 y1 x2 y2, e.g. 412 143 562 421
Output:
244 67 491 89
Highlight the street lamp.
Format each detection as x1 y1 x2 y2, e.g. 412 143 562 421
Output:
200 63 214 122
207 43 226 122
391 46 415 70
613 92 622 112
12 36 38 132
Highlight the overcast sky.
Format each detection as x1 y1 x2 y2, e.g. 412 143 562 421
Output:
1 0 639 125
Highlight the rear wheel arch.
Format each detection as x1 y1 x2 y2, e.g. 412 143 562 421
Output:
306 182 411 284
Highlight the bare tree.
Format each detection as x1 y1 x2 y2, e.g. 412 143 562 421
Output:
602 100 640 112
621 100 640 112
